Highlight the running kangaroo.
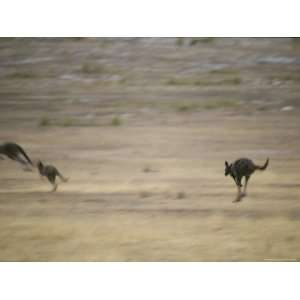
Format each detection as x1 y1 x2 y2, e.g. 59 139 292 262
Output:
0 142 33 169
225 158 269 203
37 160 68 192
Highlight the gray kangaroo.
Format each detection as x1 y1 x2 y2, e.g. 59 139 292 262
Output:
225 158 269 202
37 160 68 192
0 142 33 168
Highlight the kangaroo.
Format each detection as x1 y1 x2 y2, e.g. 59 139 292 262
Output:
0 142 33 169
37 160 68 192
225 158 269 203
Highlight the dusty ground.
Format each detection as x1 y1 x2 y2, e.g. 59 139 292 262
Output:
0 38 300 261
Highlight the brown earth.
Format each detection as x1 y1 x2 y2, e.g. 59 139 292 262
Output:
0 38 299 261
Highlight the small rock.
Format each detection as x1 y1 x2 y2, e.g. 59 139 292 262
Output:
271 80 282 86
281 106 294 112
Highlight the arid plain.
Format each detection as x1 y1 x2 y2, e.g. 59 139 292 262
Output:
0 38 300 261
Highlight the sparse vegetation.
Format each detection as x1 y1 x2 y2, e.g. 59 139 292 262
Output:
62 118 74 127
210 69 240 76
80 63 107 74
291 37 300 44
175 99 241 112
177 104 190 112
2 38 300 261
202 99 241 110
176 191 186 199
118 77 127 84
166 78 180 85
176 37 184 46
143 166 152 173
39 117 51 127
70 37 85 41
189 37 214 46
8 71 37 79
219 77 241 85
111 116 122 126
39 117 92 127
201 37 215 43
269 73 300 82
257 105 269 111
194 77 241 86
176 103 197 112
140 191 152 198
167 76 241 86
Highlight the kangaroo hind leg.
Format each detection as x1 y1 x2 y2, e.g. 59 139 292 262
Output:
48 174 58 192
233 184 242 203
241 176 250 198
57 170 68 182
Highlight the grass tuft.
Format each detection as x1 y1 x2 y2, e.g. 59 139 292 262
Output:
176 191 187 199
81 63 106 74
176 37 184 46
62 119 74 127
176 103 197 112
111 116 122 126
167 76 241 86
190 38 214 46
203 99 241 110
143 166 152 173
8 71 37 79
175 99 241 112
140 191 152 198
39 117 51 127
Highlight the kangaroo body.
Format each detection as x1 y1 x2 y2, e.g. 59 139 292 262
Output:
37 161 68 192
225 158 269 202
0 142 33 167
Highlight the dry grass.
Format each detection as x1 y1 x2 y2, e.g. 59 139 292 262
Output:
175 99 241 112
1 113 300 261
0 38 300 261
166 76 241 86
0 208 299 261
110 116 122 126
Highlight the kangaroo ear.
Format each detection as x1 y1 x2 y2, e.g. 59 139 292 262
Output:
225 161 229 167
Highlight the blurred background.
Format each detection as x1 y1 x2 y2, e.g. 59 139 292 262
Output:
0 38 299 261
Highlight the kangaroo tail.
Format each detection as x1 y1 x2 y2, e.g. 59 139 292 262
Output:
16 145 33 166
255 158 269 171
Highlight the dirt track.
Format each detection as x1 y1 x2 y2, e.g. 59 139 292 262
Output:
0 38 300 261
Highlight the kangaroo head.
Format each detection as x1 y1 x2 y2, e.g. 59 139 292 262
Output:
37 160 44 173
224 161 232 176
